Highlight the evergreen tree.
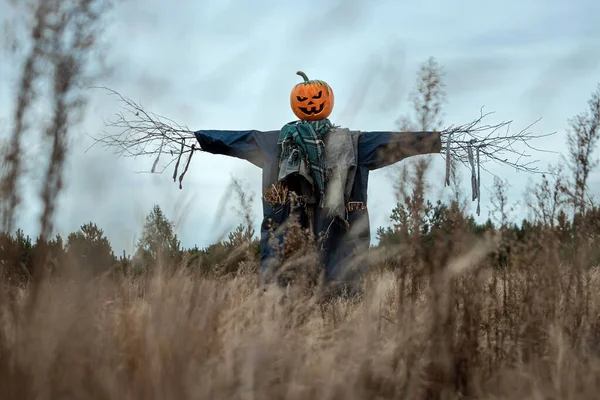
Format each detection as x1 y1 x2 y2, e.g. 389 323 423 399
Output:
66 222 116 274
135 204 181 268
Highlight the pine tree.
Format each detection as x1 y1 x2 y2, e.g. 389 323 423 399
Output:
135 204 181 269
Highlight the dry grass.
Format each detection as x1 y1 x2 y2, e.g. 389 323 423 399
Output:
2 232 600 399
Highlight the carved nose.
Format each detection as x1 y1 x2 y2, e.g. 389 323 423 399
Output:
308 101 314 105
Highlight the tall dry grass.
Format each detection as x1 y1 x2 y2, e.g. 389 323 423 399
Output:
2 230 600 399
2 153 600 399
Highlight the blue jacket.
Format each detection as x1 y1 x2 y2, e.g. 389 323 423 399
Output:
194 128 441 285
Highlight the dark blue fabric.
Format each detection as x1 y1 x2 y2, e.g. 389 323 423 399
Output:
194 128 441 287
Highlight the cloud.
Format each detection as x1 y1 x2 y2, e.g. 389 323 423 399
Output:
521 39 600 116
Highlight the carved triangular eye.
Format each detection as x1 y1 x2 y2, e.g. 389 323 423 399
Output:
296 96 308 102
312 91 322 99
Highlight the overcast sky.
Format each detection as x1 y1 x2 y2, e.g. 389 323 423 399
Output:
1 0 599 254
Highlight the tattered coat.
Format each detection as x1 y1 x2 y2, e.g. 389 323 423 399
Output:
194 127 441 287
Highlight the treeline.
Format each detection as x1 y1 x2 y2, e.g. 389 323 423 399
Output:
376 196 600 272
0 204 260 286
2 190 599 287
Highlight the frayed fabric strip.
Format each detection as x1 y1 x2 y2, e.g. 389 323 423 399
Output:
151 137 165 173
445 131 452 186
467 140 483 216
476 145 481 216
468 141 477 201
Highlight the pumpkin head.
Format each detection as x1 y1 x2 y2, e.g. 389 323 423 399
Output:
290 71 334 121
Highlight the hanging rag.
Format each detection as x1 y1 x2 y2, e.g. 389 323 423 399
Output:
323 127 360 220
278 119 332 207
444 131 452 186
476 145 481 216
467 141 477 201
467 140 482 216
151 137 165 173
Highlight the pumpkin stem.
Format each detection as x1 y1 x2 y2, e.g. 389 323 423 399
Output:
296 71 310 83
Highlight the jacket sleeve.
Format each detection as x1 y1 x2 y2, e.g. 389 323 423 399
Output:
357 130 442 170
194 129 279 168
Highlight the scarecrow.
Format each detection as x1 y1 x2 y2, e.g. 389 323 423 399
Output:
194 71 441 294
92 70 552 295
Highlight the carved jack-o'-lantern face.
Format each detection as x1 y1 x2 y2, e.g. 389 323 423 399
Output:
290 71 334 121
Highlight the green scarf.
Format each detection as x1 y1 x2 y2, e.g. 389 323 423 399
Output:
278 119 332 207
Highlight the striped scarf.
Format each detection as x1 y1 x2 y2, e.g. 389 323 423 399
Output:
278 119 332 207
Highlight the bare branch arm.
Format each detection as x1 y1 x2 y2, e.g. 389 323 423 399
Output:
87 86 199 186
440 107 557 177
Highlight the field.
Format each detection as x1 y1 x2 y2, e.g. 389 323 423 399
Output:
2 179 600 399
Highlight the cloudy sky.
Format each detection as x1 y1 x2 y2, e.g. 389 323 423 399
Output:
1 0 599 255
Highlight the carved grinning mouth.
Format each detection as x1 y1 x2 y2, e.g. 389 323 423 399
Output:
299 102 325 115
